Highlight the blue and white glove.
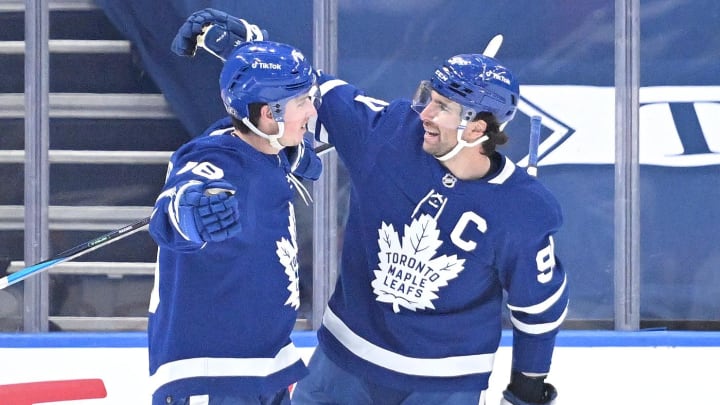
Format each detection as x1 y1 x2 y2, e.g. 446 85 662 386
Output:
171 8 266 61
500 371 557 405
174 180 242 244
287 139 322 181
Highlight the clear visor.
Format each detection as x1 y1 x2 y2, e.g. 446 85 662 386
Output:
269 85 322 123
410 80 468 130
308 84 322 110
410 80 433 114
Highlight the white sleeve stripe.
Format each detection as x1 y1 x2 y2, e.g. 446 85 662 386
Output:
319 78 347 95
317 125 330 144
507 273 567 315
169 180 202 241
510 303 568 335
313 79 346 144
308 115 330 144
154 188 175 206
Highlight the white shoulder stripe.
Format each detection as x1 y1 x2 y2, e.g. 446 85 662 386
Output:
510 304 569 335
507 274 567 315
319 78 347 95
208 126 233 136
489 157 516 184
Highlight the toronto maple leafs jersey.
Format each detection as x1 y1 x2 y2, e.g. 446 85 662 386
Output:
311 75 569 392
147 118 317 399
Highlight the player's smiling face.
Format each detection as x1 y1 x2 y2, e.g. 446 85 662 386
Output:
418 90 464 157
277 90 318 147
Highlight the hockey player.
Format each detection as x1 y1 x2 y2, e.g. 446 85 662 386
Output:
147 39 322 405
172 9 567 405
296 59 566 405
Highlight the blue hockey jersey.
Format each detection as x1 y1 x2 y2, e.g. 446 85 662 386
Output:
147 118 319 399
312 75 569 392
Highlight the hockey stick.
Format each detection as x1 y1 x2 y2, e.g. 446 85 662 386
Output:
483 34 503 58
0 144 335 290
0 216 150 290
314 143 334 156
480 35 542 176
527 115 542 177
482 34 508 133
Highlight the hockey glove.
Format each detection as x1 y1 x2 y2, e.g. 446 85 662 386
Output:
287 139 322 181
500 371 557 405
171 8 266 60
176 180 242 244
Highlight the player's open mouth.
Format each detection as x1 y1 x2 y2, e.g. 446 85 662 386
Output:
424 127 440 139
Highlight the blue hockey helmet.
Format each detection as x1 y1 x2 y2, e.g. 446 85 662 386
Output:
418 54 519 124
219 41 317 122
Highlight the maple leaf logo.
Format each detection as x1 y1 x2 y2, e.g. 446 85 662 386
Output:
276 202 300 310
371 214 465 313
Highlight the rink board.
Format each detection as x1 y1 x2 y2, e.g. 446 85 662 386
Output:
0 330 718 404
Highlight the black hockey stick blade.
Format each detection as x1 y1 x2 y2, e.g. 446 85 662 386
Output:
314 143 335 156
0 216 150 290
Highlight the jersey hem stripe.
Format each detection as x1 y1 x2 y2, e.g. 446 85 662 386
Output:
323 307 495 377
148 343 303 393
